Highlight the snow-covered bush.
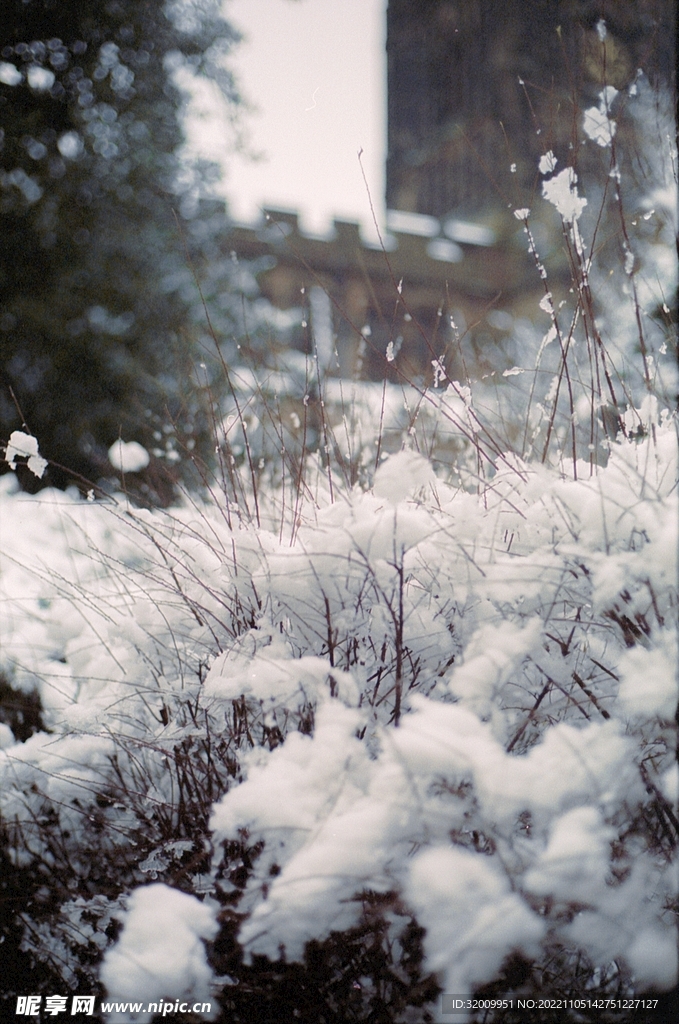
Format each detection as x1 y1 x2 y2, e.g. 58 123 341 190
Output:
1 61 677 1024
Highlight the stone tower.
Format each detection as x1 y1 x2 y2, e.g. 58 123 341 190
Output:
385 0 674 220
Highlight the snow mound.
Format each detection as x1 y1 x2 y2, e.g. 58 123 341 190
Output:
406 846 545 1006
373 450 435 502
100 884 217 1022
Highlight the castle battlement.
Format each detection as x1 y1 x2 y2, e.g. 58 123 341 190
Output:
223 207 538 381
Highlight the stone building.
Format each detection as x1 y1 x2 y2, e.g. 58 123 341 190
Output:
224 0 673 383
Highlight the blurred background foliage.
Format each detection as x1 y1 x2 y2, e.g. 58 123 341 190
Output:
0 0 251 501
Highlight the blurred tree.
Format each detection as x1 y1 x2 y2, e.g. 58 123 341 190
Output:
0 0 243 499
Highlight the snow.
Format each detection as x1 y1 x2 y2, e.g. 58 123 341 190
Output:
523 806 615 903
0 722 15 748
406 847 545 1008
108 440 151 472
542 167 587 223
565 858 679 990
373 450 435 502
583 105 616 147
210 703 383 959
3 431 47 478
626 926 679 990
204 645 359 710
583 87 618 148
538 151 557 175
617 636 678 720
100 885 218 1022
393 701 639 827
442 620 542 718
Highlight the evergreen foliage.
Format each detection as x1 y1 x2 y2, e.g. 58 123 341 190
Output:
0 0 241 499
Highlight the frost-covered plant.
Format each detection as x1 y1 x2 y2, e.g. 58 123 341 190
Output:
1 409 677 1021
483 72 677 477
1 55 677 1024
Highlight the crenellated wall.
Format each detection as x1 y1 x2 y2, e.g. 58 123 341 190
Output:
223 207 539 381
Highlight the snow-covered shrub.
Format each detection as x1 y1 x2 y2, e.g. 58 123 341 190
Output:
208 412 677 1007
1 60 677 1024
1 397 676 1021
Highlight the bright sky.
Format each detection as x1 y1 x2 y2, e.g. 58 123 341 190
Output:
183 0 386 240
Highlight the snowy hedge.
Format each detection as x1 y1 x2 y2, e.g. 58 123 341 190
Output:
1 398 677 1019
